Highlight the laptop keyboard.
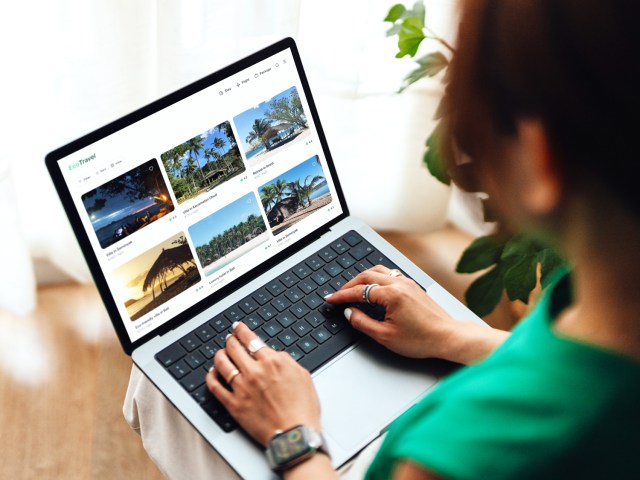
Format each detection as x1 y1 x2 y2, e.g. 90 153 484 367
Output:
155 230 403 433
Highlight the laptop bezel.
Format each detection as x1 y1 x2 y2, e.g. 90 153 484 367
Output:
45 37 350 355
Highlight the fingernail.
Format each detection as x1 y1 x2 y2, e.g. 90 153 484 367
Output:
225 333 232 342
344 308 352 322
232 321 241 330
323 293 333 299
208 366 214 373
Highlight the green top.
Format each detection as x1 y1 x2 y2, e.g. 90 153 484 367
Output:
366 272 640 479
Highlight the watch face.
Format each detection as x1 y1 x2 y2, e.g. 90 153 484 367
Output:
271 427 310 465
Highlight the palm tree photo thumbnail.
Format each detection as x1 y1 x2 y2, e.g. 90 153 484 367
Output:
233 86 311 167
160 120 245 205
188 192 269 276
259 155 332 236
112 232 201 321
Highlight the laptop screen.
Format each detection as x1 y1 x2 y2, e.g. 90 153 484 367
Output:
46 40 346 351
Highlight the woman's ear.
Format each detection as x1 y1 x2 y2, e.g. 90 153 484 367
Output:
517 121 563 216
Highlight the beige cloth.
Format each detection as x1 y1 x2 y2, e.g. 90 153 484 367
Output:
123 366 382 480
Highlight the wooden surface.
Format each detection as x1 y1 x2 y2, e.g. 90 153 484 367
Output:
0 228 517 479
0 283 163 480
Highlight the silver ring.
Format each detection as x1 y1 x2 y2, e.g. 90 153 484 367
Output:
388 269 402 278
248 337 267 355
363 283 379 304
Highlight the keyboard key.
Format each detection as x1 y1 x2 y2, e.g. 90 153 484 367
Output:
299 279 318 294
200 342 218 359
210 316 230 333
244 314 264 330
262 319 284 337
268 338 285 351
293 320 312 337
342 267 359 281
180 368 206 392
287 347 305 361
316 285 335 298
311 270 330 285
279 272 298 288
180 333 202 352
336 254 356 269
297 337 319 354
343 231 363 247
311 327 332 344
329 276 347 291
292 262 312 279
291 302 310 319
306 256 325 271
185 351 206 369
325 318 346 334
366 252 398 270
302 293 323 310
276 312 296 328
324 261 344 277
330 240 349 255
252 289 272 306
168 360 190 379
215 332 230 349
216 415 238 433
156 343 186 367
278 329 298 347
318 247 336 262
265 280 285 296
298 328 360 373
238 297 259 314
305 311 326 327
224 306 243 322
350 242 375 260
202 399 225 420
195 324 215 343
192 384 214 404
258 304 278 321
354 259 374 273
271 296 292 312
284 286 304 303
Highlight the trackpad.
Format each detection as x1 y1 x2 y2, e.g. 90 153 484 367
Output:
314 341 443 451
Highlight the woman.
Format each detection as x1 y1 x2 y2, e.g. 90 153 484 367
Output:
206 1 640 478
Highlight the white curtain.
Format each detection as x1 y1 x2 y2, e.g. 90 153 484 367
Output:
1 0 483 315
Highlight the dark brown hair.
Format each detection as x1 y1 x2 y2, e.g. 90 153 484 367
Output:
446 0 640 216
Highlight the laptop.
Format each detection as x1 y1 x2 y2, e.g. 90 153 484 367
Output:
45 38 483 478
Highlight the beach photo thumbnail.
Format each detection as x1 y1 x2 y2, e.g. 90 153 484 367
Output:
82 159 174 249
113 232 201 321
233 86 310 167
188 192 269 277
160 120 245 205
259 155 332 236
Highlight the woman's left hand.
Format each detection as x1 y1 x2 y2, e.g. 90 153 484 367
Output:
206 322 322 447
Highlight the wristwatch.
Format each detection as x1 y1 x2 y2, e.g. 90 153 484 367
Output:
265 425 330 471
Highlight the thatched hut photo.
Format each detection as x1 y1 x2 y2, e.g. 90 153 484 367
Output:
113 233 201 321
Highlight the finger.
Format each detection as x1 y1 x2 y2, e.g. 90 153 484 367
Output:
344 307 386 340
206 368 235 407
231 321 274 359
213 349 242 386
326 280 388 306
225 328 257 371
342 269 395 290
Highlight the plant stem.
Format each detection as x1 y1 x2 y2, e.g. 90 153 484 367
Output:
424 26 456 53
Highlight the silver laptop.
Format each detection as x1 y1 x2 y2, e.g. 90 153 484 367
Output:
45 38 483 479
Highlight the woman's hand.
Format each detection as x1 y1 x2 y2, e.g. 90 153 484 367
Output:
206 322 321 447
326 266 462 360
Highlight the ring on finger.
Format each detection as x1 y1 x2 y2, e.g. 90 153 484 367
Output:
248 337 267 355
226 368 241 385
363 283 379 304
388 269 402 278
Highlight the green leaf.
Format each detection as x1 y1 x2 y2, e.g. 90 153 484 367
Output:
398 53 448 92
384 4 406 22
411 1 426 28
456 233 510 273
465 264 506 317
423 124 451 185
501 233 539 260
538 248 565 287
503 254 538 303
396 17 426 58
386 23 402 37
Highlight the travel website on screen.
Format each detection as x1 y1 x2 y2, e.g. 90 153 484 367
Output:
58 49 342 342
